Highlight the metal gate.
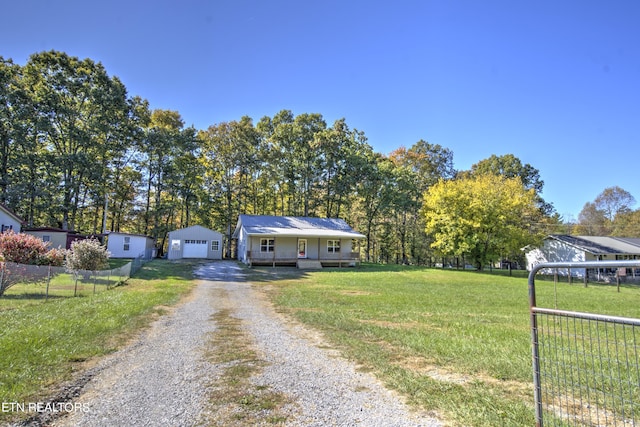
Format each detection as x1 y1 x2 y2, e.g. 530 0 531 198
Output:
529 260 640 426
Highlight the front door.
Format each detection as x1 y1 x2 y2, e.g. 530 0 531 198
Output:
298 239 307 259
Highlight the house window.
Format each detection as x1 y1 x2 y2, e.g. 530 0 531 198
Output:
124 236 130 251
211 240 220 251
42 235 51 242
260 238 275 252
327 240 341 253
1 224 12 232
171 239 181 251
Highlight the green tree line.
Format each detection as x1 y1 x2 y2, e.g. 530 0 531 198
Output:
2 50 568 265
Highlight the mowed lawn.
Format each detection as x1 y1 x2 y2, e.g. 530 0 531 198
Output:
253 264 640 427
0 259 198 424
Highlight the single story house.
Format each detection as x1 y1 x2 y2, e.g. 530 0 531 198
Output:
525 235 640 278
167 225 223 260
23 227 100 249
107 232 156 259
0 204 24 233
233 214 365 268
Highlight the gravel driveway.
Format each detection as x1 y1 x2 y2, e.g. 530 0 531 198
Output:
28 261 441 427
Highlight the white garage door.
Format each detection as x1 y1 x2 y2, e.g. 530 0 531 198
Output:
183 239 208 258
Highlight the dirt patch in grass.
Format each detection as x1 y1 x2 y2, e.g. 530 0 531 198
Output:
390 351 531 399
338 290 374 296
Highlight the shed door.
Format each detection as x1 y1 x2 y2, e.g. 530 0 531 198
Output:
183 239 208 258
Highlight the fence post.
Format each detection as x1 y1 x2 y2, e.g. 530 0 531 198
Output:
0 265 4 295
74 273 79 297
93 271 97 295
584 269 588 287
45 266 51 301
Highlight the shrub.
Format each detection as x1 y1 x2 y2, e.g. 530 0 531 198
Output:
0 231 50 264
0 231 65 265
0 231 67 296
37 247 67 267
65 238 110 272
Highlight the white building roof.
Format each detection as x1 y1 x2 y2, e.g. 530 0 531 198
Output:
234 215 365 239
548 235 640 255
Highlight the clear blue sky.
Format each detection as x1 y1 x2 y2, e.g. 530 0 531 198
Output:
2 0 640 221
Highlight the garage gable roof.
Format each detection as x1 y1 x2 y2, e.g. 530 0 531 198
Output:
169 225 223 239
234 215 365 239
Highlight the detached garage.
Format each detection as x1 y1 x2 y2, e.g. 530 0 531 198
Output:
167 225 223 260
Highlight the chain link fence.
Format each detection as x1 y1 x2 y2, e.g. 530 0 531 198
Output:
0 251 152 299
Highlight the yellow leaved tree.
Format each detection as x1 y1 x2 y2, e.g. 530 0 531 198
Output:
422 174 543 269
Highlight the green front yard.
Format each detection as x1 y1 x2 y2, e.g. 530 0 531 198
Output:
1 261 638 426
250 264 640 426
0 259 198 424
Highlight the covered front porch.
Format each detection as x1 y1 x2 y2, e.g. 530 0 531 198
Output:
245 236 361 268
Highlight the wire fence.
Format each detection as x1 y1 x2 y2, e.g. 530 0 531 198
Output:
0 251 152 300
530 260 640 426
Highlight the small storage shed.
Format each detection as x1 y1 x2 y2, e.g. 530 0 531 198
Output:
107 232 156 259
167 225 223 260
23 227 95 249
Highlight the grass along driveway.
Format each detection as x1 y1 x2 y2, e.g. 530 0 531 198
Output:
249 263 640 427
0 259 197 425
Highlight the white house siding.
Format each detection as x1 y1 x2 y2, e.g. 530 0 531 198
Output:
526 239 588 278
233 215 365 267
107 233 156 259
243 236 356 265
248 236 297 262
0 208 22 233
167 225 223 260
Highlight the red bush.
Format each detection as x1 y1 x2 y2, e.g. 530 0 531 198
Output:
0 231 66 266
0 231 49 264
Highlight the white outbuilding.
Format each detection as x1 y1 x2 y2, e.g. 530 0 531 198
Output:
107 232 157 259
167 225 224 260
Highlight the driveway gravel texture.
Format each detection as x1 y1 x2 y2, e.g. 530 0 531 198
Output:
13 261 441 427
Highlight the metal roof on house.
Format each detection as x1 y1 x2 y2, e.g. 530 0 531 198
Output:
234 215 365 239
548 235 640 255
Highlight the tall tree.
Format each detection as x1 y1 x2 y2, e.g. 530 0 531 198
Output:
467 154 554 215
594 186 635 222
139 109 189 241
611 209 640 237
574 202 608 236
387 141 454 264
574 187 636 236
316 119 372 218
422 174 541 269
390 140 456 191
267 111 326 216
199 116 259 255
0 57 19 203
21 51 131 230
